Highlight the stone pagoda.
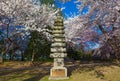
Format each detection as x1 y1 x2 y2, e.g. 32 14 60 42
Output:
49 10 68 80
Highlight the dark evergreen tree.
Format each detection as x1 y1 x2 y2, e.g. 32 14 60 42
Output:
25 30 51 62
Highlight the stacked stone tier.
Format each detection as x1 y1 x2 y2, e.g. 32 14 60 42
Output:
53 35 65 39
51 47 66 52
54 23 63 26
53 27 64 30
52 41 66 43
54 17 63 23
53 29 64 34
50 53 67 58
53 31 65 38
50 16 66 58
51 42 66 47
53 33 64 36
54 17 63 26
53 38 66 43
52 31 65 34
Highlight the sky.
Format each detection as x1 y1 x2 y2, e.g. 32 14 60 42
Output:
55 0 89 19
55 0 80 18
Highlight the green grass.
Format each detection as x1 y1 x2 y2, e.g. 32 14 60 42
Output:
69 65 120 81
0 68 44 81
40 75 70 81
0 62 120 81
40 64 120 81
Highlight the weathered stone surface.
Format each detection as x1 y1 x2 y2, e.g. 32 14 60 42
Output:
50 53 67 58
54 58 64 67
49 67 69 80
54 27 64 30
53 33 65 37
53 38 66 42
51 48 66 53
51 43 66 47
49 10 69 80
53 30 64 34
52 69 65 77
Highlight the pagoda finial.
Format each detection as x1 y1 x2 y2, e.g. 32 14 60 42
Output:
57 8 62 17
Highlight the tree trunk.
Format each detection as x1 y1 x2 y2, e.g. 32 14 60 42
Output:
9 53 11 60
11 48 15 61
21 53 24 61
1 52 4 64
31 49 35 62
11 53 14 61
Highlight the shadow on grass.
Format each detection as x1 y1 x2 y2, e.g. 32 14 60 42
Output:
0 61 51 76
0 61 120 81
23 72 49 81
0 62 51 81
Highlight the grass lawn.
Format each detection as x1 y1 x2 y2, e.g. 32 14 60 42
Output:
0 61 120 81
40 63 120 81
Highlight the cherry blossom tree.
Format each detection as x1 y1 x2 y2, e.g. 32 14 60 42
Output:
0 0 57 63
64 0 120 59
64 16 84 42
76 0 120 59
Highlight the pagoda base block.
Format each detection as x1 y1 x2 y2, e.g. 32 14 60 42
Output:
49 67 69 80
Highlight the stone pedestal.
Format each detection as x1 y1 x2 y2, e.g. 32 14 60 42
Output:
49 10 69 80
49 67 68 80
